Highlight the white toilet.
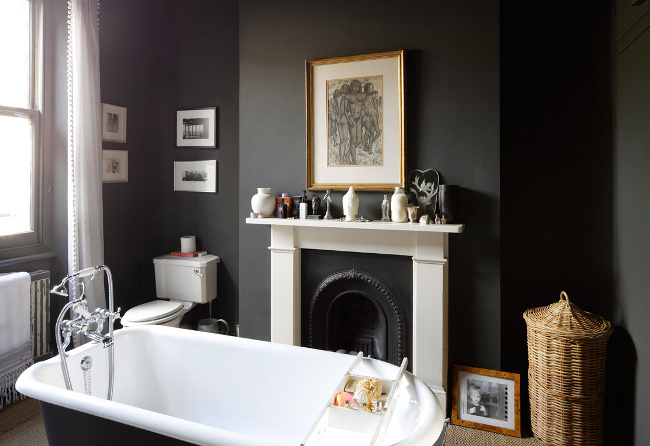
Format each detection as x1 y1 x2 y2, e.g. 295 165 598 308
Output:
120 253 220 328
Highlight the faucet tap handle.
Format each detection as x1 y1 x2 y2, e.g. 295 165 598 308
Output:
61 336 71 356
60 322 73 356
95 318 105 334
109 307 121 322
73 302 92 319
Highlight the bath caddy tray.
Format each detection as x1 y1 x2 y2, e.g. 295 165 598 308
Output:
301 353 408 446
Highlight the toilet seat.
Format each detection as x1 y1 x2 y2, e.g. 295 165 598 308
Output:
121 300 185 326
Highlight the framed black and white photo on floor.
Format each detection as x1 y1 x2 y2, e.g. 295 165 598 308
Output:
451 364 521 437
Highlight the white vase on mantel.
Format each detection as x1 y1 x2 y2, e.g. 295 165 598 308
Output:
390 187 408 223
342 186 359 222
251 188 276 218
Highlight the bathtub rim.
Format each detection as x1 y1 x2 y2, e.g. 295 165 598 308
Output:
17 353 285 446
17 327 304 446
17 325 443 446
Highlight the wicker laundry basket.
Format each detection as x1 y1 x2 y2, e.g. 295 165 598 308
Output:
523 291 612 446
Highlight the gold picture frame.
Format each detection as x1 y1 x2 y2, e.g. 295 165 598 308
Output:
451 364 522 437
306 50 405 191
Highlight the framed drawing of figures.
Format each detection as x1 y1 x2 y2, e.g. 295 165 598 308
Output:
306 50 405 191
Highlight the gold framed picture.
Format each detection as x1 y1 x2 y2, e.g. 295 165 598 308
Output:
451 364 521 437
306 50 405 191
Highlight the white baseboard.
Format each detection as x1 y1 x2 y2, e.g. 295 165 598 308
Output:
429 384 447 415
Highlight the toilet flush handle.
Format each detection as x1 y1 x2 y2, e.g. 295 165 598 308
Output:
193 269 204 277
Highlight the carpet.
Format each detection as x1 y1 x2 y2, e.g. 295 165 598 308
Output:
0 397 47 446
0 415 47 446
443 424 542 446
0 397 42 435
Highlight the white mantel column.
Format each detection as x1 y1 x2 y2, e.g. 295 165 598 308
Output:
412 232 449 410
269 225 301 345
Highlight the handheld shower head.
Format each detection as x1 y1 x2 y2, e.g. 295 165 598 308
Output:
50 273 90 299
51 279 69 297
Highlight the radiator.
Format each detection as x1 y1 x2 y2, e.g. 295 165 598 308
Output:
29 270 51 359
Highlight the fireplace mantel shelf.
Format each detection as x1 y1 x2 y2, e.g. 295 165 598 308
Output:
245 217 464 233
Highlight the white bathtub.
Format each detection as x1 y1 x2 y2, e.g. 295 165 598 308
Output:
16 325 443 446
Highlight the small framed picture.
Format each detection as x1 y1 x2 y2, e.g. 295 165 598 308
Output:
102 103 127 143
451 364 521 437
102 150 128 183
176 107 217 148
174 160 217 193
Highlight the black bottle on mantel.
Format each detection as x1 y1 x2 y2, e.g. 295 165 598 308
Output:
292 196 302 218
278 202 287 219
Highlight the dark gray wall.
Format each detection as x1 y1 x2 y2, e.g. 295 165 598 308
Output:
500 0 615 435
99 0 240 327
238 0 502 380
612 0 650 444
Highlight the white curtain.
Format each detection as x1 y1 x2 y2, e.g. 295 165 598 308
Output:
67 0 105 316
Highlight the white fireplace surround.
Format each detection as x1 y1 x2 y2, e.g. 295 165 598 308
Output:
246 217 464 409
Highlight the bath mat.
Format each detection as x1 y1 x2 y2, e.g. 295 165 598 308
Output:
443 424 542 446
0 397 42 435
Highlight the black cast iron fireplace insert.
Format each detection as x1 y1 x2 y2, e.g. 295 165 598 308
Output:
301 250 412 370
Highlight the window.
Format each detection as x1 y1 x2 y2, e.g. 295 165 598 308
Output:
0 0 44 254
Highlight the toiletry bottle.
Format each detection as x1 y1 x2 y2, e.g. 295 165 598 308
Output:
390 187 408 223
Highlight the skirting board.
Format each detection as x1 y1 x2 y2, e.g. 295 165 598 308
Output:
429 384 447 414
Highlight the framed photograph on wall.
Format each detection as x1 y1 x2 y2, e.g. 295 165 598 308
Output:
102 150 128 183
306 50 405 191
102 104 127 143
173 160 217 193
176 107 217 148
451 364 521 437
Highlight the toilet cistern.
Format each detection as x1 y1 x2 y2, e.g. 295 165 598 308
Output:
120 254 220 328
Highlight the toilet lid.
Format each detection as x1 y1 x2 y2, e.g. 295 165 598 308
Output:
123 301 184 323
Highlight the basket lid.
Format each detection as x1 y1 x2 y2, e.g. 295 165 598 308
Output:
523 291 613 340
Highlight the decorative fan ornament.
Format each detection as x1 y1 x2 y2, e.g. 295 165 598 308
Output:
408 169 440 216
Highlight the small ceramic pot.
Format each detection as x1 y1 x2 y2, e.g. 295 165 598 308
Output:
251 188 276 218
407 206 419 223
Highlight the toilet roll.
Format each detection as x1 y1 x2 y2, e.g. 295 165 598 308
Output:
180 235 196 253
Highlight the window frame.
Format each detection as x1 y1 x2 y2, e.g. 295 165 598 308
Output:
0 0 50 261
